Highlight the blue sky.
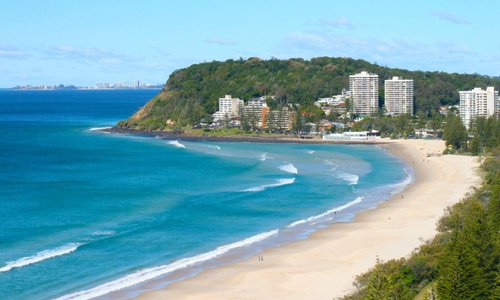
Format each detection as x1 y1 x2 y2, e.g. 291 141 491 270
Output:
1 0 499 87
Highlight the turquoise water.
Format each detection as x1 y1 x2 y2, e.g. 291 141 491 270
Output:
0 90 411 300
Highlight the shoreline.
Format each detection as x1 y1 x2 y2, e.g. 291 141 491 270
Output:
103 127 385 145
131 139 480 300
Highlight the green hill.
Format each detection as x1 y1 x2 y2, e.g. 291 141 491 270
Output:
117 57 500 131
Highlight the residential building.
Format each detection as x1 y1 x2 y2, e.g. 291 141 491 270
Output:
314 90 350 107
265 107 294 131
384 76 414 115
349 71 379 115
315 96 341 107
459 87 499 128
242 97 269 129
314 89 350 115
213 95 244 124
318 119 333 132
438 105 459 116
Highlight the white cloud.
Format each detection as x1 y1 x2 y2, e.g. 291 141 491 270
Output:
46 45 128 65
286 32 336 50
152 47 171 57
0 45 29 59
320 17 356 29
205 36 237 46
279 30 490 74
430 11 470 25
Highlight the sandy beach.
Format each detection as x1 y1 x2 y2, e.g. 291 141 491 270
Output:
136 139 481 300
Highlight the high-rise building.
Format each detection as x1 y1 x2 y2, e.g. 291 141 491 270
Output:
242 97 269 129
213 95 244 123
384 77 414 116
459 87 499 128
265 107 294 131
349 71 379 115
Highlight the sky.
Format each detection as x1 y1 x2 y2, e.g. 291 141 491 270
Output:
1 0 499 87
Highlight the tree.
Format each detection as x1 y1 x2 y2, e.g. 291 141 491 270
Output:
223 113 231 128
436 199 496 299
360 257 415 300
443 113 467 150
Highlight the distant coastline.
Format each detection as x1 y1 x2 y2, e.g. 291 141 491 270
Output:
8 87 162 91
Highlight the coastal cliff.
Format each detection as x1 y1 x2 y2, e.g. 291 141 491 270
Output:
117 57 500 131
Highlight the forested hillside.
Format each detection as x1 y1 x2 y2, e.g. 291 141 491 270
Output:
117 57 500 130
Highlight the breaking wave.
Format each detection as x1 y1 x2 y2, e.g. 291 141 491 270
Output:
167 140 186 149
88 127 111 132
287 196 364 228
388 168 414 195
335 171 359 185
91 230 116 237
0 243 83 273
242 178 296 192
278 163 298 174
54 230 279 300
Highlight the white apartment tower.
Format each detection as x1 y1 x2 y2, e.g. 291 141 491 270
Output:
384 77 414 116
459 87 499 128
349 71 379 115
213 95 244 123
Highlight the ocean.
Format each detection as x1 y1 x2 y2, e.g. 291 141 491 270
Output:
0 89 412 300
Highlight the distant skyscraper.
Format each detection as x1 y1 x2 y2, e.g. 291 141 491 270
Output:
384 77 414 116
459 87 499 128
349 71 379 115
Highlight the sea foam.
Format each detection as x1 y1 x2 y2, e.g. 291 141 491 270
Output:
91 230 116 237
243 178 296 192
55 230 279 300
389 168 414 195
259 153 268 161
287 196 364 228
0 243 82 273
335 171 359 185
88 127 111 132
278 163 298 174
167 140 186 149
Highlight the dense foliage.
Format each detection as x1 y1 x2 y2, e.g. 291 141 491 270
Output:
443 115 500 155
341 151 500 300
117 57 500 130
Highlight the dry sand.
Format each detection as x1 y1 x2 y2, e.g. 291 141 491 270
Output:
137 139 481 300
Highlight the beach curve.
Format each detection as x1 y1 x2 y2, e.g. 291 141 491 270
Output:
133 139 481 300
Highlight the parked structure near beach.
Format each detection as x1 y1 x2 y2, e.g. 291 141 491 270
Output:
459 87 499 128
322 130 380 141
384 76 414 116
349 71 379 115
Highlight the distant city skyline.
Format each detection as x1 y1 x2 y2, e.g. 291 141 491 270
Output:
11 80 163 90
1 0 499 88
